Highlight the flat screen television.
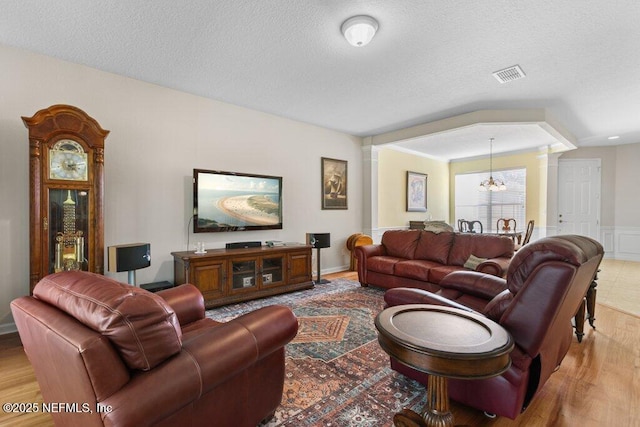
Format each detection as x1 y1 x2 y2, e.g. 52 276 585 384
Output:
193 169 283 233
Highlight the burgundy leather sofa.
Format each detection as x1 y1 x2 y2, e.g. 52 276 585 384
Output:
10 271 298 427
384 235 604 419
355 229 514 292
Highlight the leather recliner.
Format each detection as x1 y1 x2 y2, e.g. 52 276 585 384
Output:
384 235 604 419
10 271 298 427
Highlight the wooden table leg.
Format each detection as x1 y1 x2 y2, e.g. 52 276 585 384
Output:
423 375 454 426
393 375 454 427
393 409 426 427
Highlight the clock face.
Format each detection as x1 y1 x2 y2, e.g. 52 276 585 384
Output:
49 139 88 181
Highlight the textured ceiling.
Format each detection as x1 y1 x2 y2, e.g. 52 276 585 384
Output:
2 1 639 159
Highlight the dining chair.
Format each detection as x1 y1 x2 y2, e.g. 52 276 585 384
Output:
515 220 535 249
468 220 483 233
521 220 534 244
497 218 517 232
458 219 482 233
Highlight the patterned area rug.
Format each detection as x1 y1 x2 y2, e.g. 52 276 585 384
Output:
206 279 426 426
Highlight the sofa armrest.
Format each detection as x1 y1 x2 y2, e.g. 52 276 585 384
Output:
439 271 507 300
476 256 512 277
157 283 205 326
384 287 476 313
355 244 386 286
182 304 298 393
356 244 386 258
102 305 298 427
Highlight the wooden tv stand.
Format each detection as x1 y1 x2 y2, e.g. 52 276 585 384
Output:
171 245 313 308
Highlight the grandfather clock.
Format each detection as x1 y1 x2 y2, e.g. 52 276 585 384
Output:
23 105 109 292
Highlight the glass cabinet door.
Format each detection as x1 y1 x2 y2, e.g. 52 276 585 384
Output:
231 259 257 290
48 188 90 273
261 255 284 286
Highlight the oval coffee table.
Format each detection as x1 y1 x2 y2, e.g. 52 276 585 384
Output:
375 304 514 427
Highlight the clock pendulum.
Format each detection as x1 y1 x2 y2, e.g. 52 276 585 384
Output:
53 190 85 272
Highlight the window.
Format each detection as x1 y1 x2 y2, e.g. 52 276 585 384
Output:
455 168 526 233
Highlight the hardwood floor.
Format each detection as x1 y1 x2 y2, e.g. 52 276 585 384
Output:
2 270 638 426
0 334 49 426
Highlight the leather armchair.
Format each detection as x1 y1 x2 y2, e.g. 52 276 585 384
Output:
384 235 604 419
11 271 298 427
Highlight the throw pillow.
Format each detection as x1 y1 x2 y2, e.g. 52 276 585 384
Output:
464 254 488 270
422 221 454 234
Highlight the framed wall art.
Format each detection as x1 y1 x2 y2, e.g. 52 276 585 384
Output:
321 157 347 210
406 171 427 212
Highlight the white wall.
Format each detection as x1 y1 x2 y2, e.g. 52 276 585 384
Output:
0 44 363 332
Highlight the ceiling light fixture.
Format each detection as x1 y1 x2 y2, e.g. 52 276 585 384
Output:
341 15 378 47
608 135 620 140
479 138 507 192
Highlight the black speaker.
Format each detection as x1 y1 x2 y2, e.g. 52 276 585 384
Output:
141 281 174 293
108 243 151 272
306 233 330 249
226 241 262 249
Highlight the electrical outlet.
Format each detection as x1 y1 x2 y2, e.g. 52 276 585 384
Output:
262 273 272 284
242 277 253 287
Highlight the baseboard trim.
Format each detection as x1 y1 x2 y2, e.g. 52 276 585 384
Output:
321 265 350 276
0 322 17 335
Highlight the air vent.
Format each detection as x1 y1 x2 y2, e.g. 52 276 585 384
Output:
492 65 526 84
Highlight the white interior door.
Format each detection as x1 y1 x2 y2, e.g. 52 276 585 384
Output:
557 159 601 239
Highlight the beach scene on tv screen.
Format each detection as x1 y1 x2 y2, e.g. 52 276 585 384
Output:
197 173 281 229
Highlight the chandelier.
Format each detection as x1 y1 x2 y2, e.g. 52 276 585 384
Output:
479 138 506 192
